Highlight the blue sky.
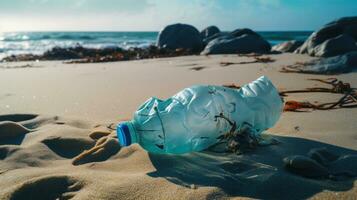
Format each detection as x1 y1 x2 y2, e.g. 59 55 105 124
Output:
0 0 356 31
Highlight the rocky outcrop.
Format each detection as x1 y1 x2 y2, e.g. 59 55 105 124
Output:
157 23 203 52
272 40 304 53
201 29 271 55
200 26 220 40
295 16 357 57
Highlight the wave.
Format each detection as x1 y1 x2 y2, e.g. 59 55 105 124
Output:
0 31 311 57
1 34 97 41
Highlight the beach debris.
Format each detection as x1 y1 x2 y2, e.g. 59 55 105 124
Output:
237 52 263 57
284 148 357 180
295 16 357 57
209 113 279 154
220 56 275 66
281 78 357 112
190 66 206 71
1 45 196 63
0 64 41 69
280 51 357 74
222 83 241 89
117 76 282 154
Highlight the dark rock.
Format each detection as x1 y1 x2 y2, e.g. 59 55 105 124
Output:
229 28 260 38
272 40 304 53
283 155 329 178
157 23 203 52
201 33 271 55
314 34 357 57
283 51 357 74
296 16 357 57
203 32 227 46
284 148 357 180
200 26 220 39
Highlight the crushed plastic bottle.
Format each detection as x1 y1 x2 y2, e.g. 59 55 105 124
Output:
117 76 283 154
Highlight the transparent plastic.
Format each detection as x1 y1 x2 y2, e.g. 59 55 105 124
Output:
118 76 283 154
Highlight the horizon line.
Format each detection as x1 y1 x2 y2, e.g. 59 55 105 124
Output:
0 29 315 33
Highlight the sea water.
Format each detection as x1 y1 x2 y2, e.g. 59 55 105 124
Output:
0 31 312 60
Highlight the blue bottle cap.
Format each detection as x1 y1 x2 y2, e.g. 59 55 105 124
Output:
117 122 134 146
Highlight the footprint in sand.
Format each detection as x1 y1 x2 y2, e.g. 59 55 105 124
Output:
284 148 357 180
0 121 32 145
42 136 96 159
8 175 82 200
0 146 19 160
0 114 39 145
0 114 38 123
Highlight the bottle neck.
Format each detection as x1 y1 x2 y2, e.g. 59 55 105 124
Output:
116 121 138 146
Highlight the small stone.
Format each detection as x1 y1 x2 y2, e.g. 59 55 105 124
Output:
190 184 197 189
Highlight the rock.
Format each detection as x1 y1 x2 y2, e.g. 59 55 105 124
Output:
201 33 271 55
314 34 357 57
308 148 339 166
289 51 357 74
284 148 357 180
283 155 329 178
202 32 227 46
295 16 357 57
229 28 261 38
272 40 304 53
200 26 220 39
157 23 203 52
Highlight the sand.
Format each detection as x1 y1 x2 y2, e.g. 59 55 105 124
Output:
0 53 356 199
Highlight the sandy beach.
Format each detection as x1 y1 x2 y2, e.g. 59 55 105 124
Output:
0 53 356 199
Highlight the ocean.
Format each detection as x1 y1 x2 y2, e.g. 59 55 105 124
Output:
0 31 312 59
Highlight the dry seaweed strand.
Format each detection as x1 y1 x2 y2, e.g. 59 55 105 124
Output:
208 113 260 154
220 56 275 67
280 62 312 74
280 78 357 112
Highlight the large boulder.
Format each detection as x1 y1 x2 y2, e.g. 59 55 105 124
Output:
313 34 357 57
272 40 304 53
229 28 261 38
201 29 271 55
203 32 227 46
295 16 357 57
157 23 203 52
286 51 357 74
200 26 220 39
